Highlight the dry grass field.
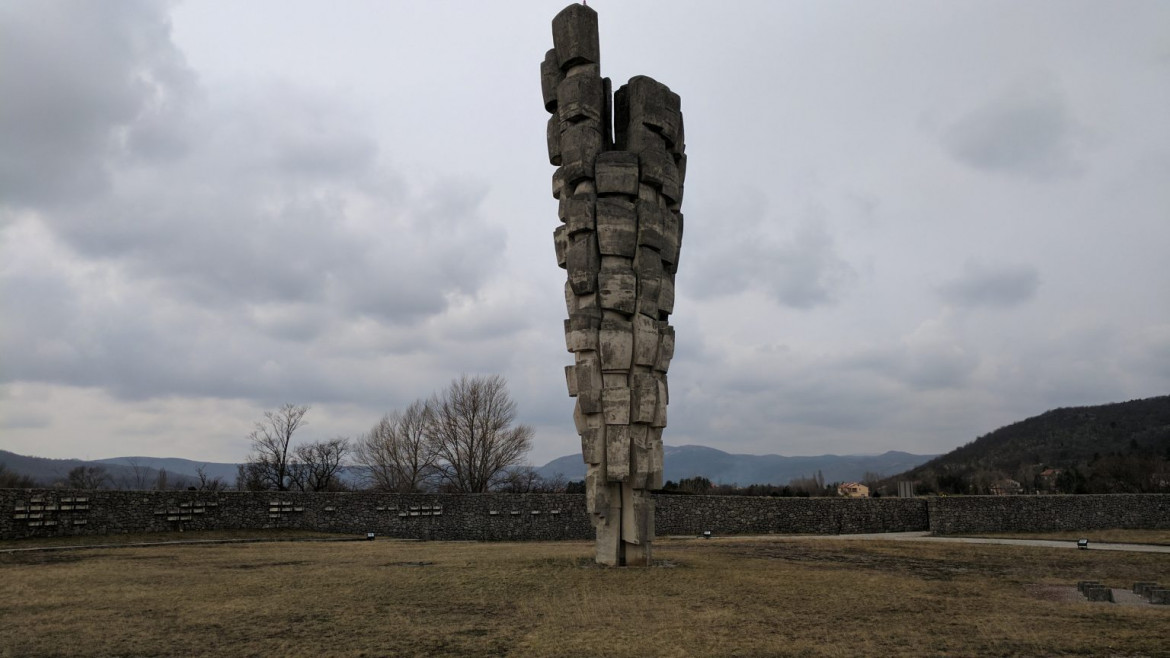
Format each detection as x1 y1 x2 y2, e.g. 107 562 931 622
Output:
2 534 1168 657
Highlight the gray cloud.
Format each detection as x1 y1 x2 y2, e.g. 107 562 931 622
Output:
0 1 521 408
0 1 196 207
685 191 857 309
938 261 1041 308
943 79 1083 178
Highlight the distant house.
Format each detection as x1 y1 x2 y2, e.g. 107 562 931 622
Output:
837 482 869 498
1037 468 1062 492
989 479 1022 496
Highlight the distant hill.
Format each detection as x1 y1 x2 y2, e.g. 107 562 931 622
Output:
537 445 936 486
0 450 230 488
0 451 372 489
4 445 938 491
95 456 240 484
888 395 1170 494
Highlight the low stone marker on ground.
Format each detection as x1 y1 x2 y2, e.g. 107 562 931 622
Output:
1082 585 1114 602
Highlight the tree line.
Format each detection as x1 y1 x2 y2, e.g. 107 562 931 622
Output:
1 375 564 494
238 374 550 494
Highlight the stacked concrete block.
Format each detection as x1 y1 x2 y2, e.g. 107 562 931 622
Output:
542 3 685 566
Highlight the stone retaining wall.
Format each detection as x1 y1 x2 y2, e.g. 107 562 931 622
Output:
2 489 1168 541
926 494 1170 535
653 495 928 536
0 490 591 542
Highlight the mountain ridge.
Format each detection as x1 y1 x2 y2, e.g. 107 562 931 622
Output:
537 446 936 486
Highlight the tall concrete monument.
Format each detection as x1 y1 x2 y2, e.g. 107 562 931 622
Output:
541 4 685 566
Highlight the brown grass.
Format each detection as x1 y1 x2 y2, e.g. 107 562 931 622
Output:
960 528 1170 546
1 535 1167 657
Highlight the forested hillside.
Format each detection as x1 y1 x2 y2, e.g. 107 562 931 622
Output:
888 395 1170 495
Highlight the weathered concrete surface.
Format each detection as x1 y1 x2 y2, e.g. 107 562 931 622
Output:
542 3 685 566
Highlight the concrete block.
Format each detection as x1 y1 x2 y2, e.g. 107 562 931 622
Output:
598 269 637 315
552 166 566 199
602 372 629 388
623 77 681 149
553 225 568 269
639 146 680 204
565 284 599 318
1133 582 1159 597
633 314 658 366
564 195 596 237
629 425 652 487
621 487 654 546
565 312 600 353
1083 585 1114 602
595 197 638 257
636 200 665 251
622 76 670 115
585 467 608 515
606 425 631 481
560 123 603 185
595 151 640 196
622 122 665 158
649 428 664 490
565 365 578 397
540 49 562 113
575 351 603 413
566 233 599 295
581 426 604 465
573 399 601 434
658 275 675 316
594 512 622 566
631 374 658 425
1150 589 1170 604
635 247 662 317
652 379 668 428
557 74 604 124
661 210 681 269
654 324 675 372
1077 580 1100 593
598 318 633 371
552 4 600 69
546 115 561 165
602 387 631 426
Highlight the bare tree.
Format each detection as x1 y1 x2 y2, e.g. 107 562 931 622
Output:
290 437 350 492
126 458 149 490
0 463 38 488
426 375 534 493
236 462 265 491
66 465 110 490
494 466 566 493
355 400 437 492
243 403 310 491
195 465 225 491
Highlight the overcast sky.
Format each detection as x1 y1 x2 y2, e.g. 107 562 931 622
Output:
2 1 1167 468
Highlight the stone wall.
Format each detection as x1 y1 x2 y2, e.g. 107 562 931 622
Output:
3 489 1168 541
927 494 1170 535
654 495 928 536
0 490 591 542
